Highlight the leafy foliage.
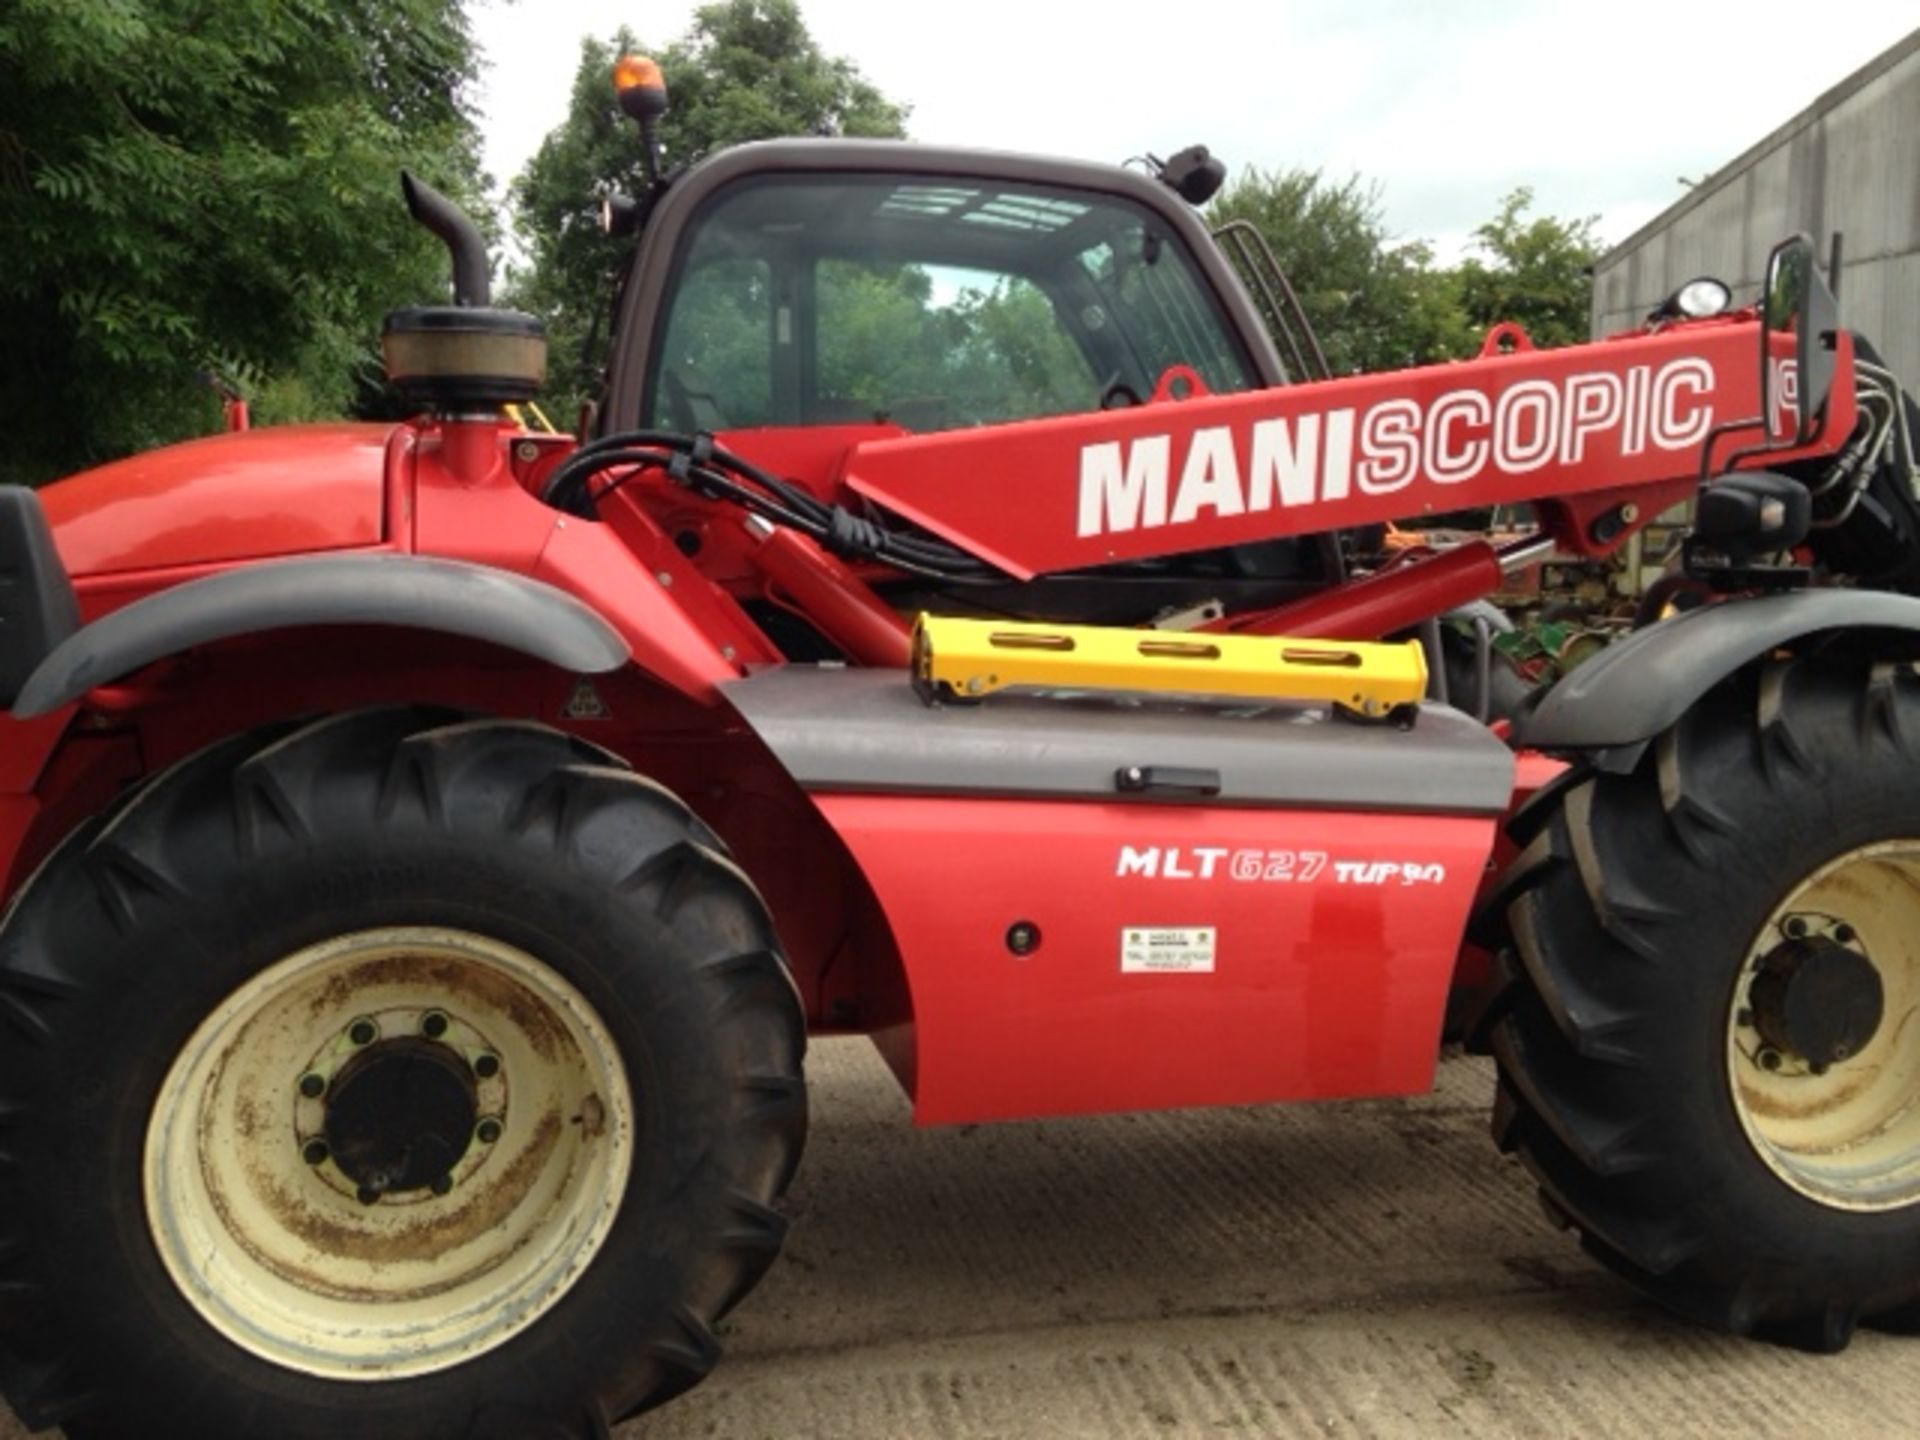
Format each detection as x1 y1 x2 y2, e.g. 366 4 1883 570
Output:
507 0 907 414
1210 167 1474 375
809 265 1094 427
1209 170 1600 373
1454 186 1601 349
0 0 484 485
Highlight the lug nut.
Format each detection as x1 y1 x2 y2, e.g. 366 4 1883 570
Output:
1835 923 1858 944
476 1117 503 1145
298 1072 327 1099
302 1139 329 1166
348 1017 378 1046
1758 1047 1784 1072
356 1185 382 1206
421 1011 449 1039
431 1174 454 1196
473 1053 500 1079
1784 917 1809 939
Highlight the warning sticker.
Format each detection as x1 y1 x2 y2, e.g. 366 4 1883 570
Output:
563 679 611 720
1121 926 1216 974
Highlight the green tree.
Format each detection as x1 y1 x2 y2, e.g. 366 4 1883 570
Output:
508 0 908 413
812 266 1094 428
0 0 487 486
1453 187 1601 349
1210 167 1473 376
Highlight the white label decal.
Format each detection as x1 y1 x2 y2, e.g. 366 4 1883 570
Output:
1121 926 1216 974
1076 358 1719 538
1114 845 1441 885
1331 861 1448 886
1115 845 1328 881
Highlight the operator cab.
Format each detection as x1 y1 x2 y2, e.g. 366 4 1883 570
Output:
639 168 1257 435
603 138 1291 437
591 69 1333 621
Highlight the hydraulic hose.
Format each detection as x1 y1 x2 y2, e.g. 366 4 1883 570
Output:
539 429 1005 584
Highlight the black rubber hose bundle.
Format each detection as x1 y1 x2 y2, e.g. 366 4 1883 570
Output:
539 429 1003 583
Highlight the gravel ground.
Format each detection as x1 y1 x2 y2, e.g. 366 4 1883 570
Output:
7 1039 1916 1438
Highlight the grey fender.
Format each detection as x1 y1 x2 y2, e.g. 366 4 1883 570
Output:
1516 589 1920 768
12 554 630 718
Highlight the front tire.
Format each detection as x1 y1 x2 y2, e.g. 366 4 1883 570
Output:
1484 652 1920 1350
0 709 806 1436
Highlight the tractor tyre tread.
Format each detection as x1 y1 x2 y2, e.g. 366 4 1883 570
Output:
1487 654 1920 1351
0 707 806 1438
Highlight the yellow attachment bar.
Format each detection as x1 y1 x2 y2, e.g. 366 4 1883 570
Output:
504 402 559 434
911 615 1428 718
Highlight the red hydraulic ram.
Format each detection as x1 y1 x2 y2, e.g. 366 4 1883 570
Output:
1208 536 1549 639
742 514 913 667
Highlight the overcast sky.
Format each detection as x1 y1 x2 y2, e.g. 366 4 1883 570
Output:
468 1 1916 262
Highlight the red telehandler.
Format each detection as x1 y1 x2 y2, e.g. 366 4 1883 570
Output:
3 56 1920 1437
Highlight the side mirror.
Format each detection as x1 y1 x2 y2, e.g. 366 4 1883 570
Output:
1157 145 1226 206
1760 234 1838 446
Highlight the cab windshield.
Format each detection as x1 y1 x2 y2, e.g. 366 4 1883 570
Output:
645 172 1256 434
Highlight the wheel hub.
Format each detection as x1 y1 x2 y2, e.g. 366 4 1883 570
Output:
322 1039 477 1199
1728 844 1920 1212
293 1005 510 1204
144 927 633 1379
1750 935 1885 1070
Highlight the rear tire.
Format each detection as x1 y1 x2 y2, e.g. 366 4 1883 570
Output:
0 709 806 1436
1485 653 1920 1350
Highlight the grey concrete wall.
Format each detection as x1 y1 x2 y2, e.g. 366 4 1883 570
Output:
1591 29 1920 389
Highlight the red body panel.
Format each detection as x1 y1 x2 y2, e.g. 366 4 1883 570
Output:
1450 748 1569 999
408 419 754 701
820 793 1498 1123
41 424 389 578
532 510 747 698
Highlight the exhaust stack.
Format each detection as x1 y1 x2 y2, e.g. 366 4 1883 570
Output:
381 172 545 413
400 171 492 308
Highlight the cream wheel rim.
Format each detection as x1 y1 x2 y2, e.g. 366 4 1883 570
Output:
144 927 634 1379
1727 842 1920 1211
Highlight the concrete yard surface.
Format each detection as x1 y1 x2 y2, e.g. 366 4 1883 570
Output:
632 1041 1917 1439
6 1040 1916 1438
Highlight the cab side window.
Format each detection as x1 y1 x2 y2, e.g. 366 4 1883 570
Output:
651 257 771 430
813 259 1095 430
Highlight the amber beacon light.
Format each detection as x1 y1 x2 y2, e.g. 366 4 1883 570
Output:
613 54 668 119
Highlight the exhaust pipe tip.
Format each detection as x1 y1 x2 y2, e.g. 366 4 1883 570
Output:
400 170 491 308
